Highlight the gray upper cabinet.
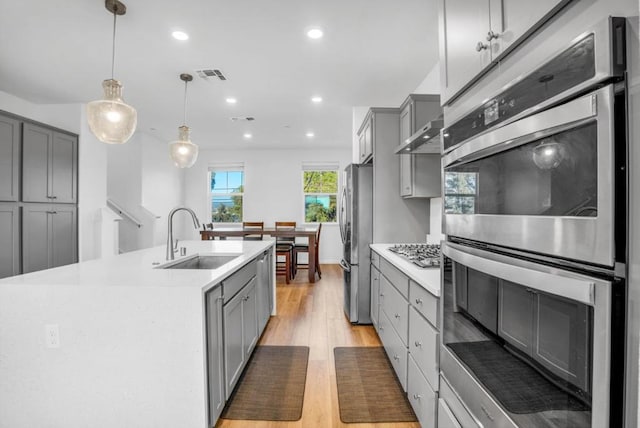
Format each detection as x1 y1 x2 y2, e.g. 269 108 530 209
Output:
0 203 20 278
439 0 572 104
22 203 77 274
399 95 442 198
0 115 20 202
23 123 77 203
357 112 374 164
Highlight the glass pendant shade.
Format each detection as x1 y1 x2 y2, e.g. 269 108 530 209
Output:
87 79 137 144
169 125 199 168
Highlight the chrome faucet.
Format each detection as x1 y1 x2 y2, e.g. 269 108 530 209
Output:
166 207 201 260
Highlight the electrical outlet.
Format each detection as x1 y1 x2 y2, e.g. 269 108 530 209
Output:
45 324 60 348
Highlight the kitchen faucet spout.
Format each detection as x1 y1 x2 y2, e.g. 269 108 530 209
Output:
166 207 201 260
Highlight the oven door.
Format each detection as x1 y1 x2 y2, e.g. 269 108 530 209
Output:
442 84 615 267
440 241 617 428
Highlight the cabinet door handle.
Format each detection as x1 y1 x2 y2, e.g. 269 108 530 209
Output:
475 41 489 52
380 293 385 297
415 298 423 305
394 313 400 319
486 30 500 41
379 326 384 331
46 211 57 214
413 393 422 400
414 341 422 348
393 354 400 361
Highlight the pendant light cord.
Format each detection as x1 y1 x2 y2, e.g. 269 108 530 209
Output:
183 80 188 126
111 9 117 79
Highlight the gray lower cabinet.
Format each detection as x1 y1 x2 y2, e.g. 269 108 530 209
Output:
22 203 77 274
0 203 20 278
206 286 225 425
223 276 258 399
370 263 380 328
0 115 20 202
407 355 437 426
22 123 77 204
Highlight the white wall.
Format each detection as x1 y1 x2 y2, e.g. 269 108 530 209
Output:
183 147 352 263
0 91 107 262
107 132 183 252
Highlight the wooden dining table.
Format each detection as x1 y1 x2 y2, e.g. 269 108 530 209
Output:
200 226 320 283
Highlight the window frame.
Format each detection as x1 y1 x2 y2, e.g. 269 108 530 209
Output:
301 163 340 224
208 164 245 224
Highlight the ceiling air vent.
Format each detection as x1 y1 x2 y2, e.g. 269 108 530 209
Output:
195 69 227 81
230 117 255 122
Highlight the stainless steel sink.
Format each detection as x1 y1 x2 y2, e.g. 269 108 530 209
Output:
161 255 240 270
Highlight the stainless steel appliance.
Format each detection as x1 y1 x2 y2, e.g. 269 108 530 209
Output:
388 243 441 268
339 163 373 323
439 17 627 428
441 17 627 269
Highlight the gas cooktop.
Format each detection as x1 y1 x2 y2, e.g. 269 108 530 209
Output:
388 243 441 268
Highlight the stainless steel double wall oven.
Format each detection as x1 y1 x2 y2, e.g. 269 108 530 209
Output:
440 17 628 428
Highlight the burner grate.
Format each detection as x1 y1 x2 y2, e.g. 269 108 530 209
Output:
388 244 441 268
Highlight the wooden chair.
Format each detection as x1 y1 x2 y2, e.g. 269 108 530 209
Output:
275 221 296 279
242 221 264 240
294 223 322 279
275 247 291 284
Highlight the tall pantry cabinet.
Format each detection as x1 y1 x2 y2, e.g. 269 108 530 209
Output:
0 111 78 278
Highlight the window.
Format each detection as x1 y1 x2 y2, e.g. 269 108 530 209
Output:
302 164 339 223
209 165 244 222
444 171 477 214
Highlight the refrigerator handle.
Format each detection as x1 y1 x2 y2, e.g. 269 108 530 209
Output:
339 259 351 272
339 187 347 244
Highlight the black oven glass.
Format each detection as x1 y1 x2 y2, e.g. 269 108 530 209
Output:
444 122 597 216
443 262 594 427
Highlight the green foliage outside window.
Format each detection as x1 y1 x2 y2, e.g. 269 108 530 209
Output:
303 171 338 222
211 171 244 222
444 172 477 214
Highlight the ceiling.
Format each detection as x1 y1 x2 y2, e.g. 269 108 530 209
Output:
0 0 439 150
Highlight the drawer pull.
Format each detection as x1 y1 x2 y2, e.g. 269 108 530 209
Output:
414 341 422 348
394 313 400 319
481 405 495 421
393 354 400 361
415 298 423 304
413 393 422 400
380 293 385 297
379 326 384 331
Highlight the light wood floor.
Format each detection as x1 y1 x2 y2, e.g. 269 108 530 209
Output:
216 264 421 428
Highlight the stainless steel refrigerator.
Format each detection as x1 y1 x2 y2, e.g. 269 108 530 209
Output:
339 163 373 324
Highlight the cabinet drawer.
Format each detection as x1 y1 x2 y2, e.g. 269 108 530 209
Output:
378 311 408 391
380 257 409 298
223 260 257 303
371 250 380 269
439 375 481 428
407 355 437 428
409 280 439 328
380 274 409 346
438 398 462 428
409 306 439 391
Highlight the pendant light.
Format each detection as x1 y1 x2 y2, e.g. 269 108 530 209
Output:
169 73 199 168
86 0 137 144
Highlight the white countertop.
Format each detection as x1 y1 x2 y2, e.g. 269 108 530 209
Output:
370 243 441 297
0 240 274 292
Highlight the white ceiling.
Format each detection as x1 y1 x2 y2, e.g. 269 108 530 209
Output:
0 0 439 150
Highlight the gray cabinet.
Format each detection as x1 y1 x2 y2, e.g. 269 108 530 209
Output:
23 123 77 203
206 286 225 426
370 263 380 328
22 203 77 274
399 95 442 198
438 0 572 104
0 115 20 202
357 113 374 163
0 203 20 278
223 276 258 398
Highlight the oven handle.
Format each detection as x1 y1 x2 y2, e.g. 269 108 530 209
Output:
442 242 600 306
442 87 603 168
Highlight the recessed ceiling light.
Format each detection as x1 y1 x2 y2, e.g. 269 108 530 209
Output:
243 133 252 139
172 31 189 41
306 27 324 39
226 97 237 104
306 132 315 138
311 96 323 103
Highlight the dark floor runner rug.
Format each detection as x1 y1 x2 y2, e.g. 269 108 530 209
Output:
221 346 309 421
448 340 589 414
334 347 417 423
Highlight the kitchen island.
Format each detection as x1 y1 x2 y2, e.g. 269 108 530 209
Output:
0 240 274 428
